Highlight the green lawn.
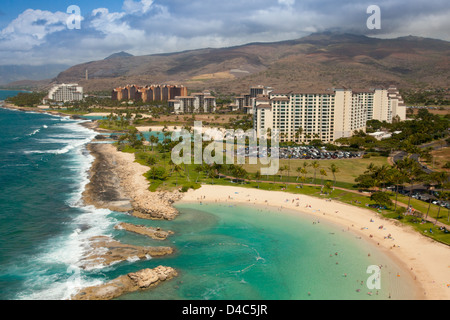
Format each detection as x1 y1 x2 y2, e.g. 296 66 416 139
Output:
242 156 390 186
393 193 450 225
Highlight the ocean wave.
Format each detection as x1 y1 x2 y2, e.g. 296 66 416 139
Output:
15 204 116 300
11 116 114 300
24 137 93 155
0 163 30 168
27 128 40 136
16 266 104 301
27 124 49 137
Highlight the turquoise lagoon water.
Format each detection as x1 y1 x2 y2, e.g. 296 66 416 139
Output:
111 203 418 300
0 105 418 300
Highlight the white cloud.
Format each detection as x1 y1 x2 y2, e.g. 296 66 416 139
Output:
0 0 448 66
0 9 68 50
90 8 127 35
278 0 295 7
123 0 155 14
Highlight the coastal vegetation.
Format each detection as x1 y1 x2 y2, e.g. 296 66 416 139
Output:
400 88 450 106
5 91 46 107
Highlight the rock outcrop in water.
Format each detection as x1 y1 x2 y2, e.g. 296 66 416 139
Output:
115 223 174 240
80 236 174 270
71 266 177 300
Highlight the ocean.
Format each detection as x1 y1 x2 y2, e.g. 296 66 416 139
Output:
0 90 29 101
0 103 418 300
0 106 115 299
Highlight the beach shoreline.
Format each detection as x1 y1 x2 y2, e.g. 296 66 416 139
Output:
2 103 449 300
177 185 450 300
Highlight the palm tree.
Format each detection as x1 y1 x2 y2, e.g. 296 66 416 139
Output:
207 167 217 185
295 127 303 144
173 165 182 186
279 165 289 187
397 158 422 208
287 155 292 181
320 169 327 191
376 164 390 190
329 163 339 187
300 167 308 188
311 161 319 185
149 135 159 151
255 170 262 189
233 166 248 185
386 167 406 213
434 171 449 225
194 165 203 183
161 153 168 170
365 162 377 175
296 167 302 182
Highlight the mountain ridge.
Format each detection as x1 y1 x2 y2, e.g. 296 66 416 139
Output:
5 32 450 93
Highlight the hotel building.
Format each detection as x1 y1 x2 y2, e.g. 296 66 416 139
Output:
253 86 406 143
46 84 84 102
112 84 188 102
233 85 273 114
169 91 217 114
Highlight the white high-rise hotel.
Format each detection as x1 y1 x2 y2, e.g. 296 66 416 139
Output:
253 86 406 143
46 84 84 102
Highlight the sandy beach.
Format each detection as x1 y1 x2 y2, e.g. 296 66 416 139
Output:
179 185 450 300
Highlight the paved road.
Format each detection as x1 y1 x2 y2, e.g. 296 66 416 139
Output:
392 139 449 175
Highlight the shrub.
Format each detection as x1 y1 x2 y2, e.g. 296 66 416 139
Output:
370 191 393 208
145 167 168 181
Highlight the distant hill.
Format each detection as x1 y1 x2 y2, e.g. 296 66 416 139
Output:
0 64 70 86
104 51 134 60
10 32 450 93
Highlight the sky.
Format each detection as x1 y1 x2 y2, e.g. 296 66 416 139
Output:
0 0 448 66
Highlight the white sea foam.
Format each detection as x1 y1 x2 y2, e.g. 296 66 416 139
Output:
15 116 116 300
27 128 40 136
126 256 141 263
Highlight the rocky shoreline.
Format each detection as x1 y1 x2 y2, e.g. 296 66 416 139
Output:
78 122 183 299
3 104 182 300
83 142 183 219
71 266 178 300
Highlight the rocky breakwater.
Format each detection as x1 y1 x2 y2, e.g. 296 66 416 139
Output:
71 266 177 300
80 236 174 270
115 223 174 240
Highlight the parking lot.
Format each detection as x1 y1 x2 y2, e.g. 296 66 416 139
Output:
278 146 362 160
236 146 361 160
